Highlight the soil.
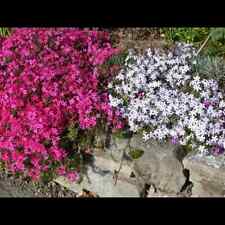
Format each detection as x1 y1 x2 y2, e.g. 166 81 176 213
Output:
107 28 169 53
0 170 77 197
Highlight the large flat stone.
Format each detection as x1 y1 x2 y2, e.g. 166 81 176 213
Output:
129 135 186 195
183 153 225 197
55 134 188 197
55 155 139 197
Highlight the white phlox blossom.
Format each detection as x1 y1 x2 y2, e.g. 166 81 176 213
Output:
108 42 225 156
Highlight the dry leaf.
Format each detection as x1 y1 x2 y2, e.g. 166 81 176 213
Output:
77 189 99 198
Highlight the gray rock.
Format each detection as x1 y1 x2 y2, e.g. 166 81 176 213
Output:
55 134 188 197
106 135 130 162
183 152 225 197
104 134 187 197
55 154 139 197
93 132 106 150
129 134 186 196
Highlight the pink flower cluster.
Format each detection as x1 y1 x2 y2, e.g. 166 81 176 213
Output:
0 28 123 181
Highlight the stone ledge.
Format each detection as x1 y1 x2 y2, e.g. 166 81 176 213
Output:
55 155 139 197
183 153 225 197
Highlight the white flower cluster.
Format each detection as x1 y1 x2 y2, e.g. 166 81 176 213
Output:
108 43 225 156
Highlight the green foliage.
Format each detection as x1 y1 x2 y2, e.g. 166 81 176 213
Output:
181 144 193 153
11 109 18 117
78 131 92 149
66 155 81 170
60 119 105 154
161 27 225 57
129 148 144 159
112 129 132 139
210 28 225 42
161 28 210 44
0 28 10 37
41 171 55 184
193 55 225 84
0 162 4 171
106 50 128 66
59 134 74 152
39 160 60 184
67 123 78 142
59 122 96 181
43 139 52 148
204 41 225 57
203 28 225 57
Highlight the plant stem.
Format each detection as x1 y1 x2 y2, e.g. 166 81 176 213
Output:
114 149 125 185
196 34 211 56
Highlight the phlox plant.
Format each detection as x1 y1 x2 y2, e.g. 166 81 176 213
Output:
109 43 225 158
0 28 123 181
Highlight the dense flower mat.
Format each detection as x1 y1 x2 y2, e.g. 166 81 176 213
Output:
0 28 225 182
109 43 225 158
0 28 122 181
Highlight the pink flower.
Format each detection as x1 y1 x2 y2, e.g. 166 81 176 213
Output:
14 161 25 171
31 155 40 167
56 165 66 176
50 147 64 161
0 28 122 181
115 122 123 129
1 151 9 161
66 171 79 182
28 169 40 181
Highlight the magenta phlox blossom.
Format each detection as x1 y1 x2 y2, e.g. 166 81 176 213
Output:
0 28 123 180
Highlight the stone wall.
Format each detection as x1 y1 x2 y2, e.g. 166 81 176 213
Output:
183 152 225 197
55 133 186 197
55 132 225 197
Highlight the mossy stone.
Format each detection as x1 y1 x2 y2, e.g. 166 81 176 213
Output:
129 148 144 159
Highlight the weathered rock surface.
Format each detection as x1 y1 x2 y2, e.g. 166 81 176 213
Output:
183 152 225 197
106 135 130 162
56 134 187 197
129 134 186 196
55 154 139 197
56 131 225 197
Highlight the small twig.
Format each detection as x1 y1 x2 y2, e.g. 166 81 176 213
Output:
113 136 133 185
196 34 211 56
113 150 125 185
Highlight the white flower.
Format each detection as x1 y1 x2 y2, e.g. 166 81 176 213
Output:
143 131 150 142
219 100 225 108
198 146 207 156
108 42 225 157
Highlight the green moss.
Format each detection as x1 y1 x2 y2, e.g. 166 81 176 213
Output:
67 123 78 142
129 148 144 159
112 130 132 139
182 144 193 153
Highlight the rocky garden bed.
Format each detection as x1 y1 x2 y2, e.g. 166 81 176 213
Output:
0 28 225 197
